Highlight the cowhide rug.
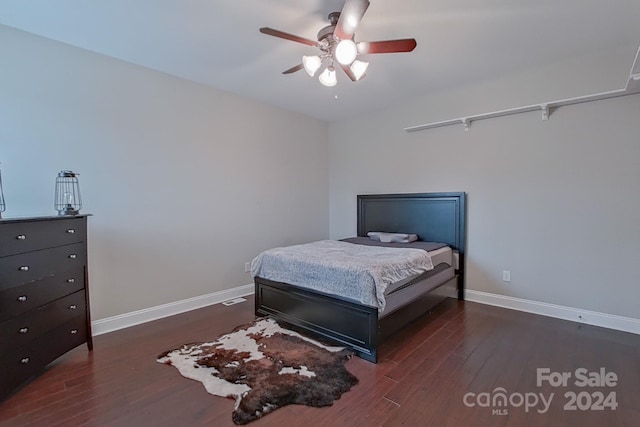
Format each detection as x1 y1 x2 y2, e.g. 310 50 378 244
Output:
157 317 358 425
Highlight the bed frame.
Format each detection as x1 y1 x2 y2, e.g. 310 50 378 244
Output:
254 192 466 363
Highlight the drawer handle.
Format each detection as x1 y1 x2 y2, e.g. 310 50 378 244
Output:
17 295 28 302
17 234 27 240
66 229 76 234
68 254 77 259
21 357 30 364
19 327 29 334
69 304 77 310
70 329 78 335
67 278 76 283
19 265 30 271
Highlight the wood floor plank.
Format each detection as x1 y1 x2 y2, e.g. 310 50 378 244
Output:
1 297 639 427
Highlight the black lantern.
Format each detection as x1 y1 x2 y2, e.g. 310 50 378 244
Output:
0 163 5 218
55 170 82 216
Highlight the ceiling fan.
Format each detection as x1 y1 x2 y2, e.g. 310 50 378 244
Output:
259 0 417 87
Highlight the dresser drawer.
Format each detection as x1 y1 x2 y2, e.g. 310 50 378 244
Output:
0 290 86 355
0 243 85 291
0 342 44 400
0 315 87 400
0 218 86 257
0 267 84 323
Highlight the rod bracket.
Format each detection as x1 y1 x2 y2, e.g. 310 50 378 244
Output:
541 104 549 121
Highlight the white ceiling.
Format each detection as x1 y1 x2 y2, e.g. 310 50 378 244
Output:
1 0 639 121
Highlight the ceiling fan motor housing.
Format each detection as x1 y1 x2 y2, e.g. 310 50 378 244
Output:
318 11 342 44
317 24 336 43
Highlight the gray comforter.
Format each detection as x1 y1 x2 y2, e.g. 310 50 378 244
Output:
250 240 434 311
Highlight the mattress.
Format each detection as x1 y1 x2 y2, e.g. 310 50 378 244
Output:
384 246 453 295
382 264 455 317
252 238 456 313
251 239 434 311
342 237 456 315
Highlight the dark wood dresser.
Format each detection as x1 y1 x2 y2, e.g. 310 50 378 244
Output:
0 215 92 401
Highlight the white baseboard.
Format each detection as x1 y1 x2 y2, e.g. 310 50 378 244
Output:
465 290 640 335
91 284 255 336
92 285 640 337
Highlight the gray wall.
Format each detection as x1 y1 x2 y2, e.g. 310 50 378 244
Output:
2 23 638 323
0 26 329 320
329 47 640 319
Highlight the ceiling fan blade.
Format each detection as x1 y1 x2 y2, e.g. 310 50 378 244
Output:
339 63 357 82
283 64 304 74
357 38 417 54
259 27 318 47
334 0 370 40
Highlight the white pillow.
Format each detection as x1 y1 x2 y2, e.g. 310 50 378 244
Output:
367 232 418 243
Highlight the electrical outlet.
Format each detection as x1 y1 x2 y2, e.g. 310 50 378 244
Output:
244 262 251 273
502 270 511 282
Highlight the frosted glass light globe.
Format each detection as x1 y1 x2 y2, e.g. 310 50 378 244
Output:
335 39 358 65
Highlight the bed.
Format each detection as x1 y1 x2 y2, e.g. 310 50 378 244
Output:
253 192 466 363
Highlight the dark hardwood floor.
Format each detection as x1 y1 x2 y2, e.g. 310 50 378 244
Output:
1 296 638 426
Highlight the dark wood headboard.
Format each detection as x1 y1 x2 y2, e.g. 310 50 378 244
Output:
357 192 466 252
357 192 467 298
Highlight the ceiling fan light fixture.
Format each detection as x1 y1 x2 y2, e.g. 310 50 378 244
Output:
350 59 369 80
302 55 322 76
259 1 416 88
318 66 337 87
335 39 358 65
